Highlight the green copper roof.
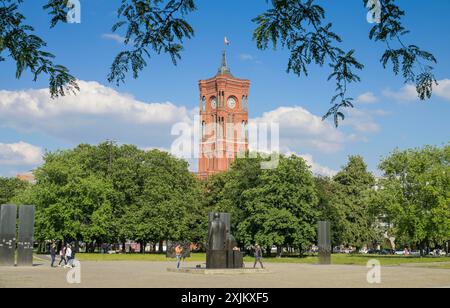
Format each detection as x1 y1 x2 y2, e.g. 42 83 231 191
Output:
217 50 233 76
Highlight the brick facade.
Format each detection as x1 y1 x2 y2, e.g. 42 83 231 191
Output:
198 52 250 179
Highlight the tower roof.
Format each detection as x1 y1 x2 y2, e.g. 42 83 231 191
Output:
217 50 233 77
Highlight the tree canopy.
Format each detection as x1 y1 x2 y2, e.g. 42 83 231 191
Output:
206 153 319 255
328 156 378 248
4 143 449 254
0 176 29 205
374 145 450 253
12 143 203 249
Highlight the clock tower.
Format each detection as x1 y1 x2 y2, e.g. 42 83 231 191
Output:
198 51 250 179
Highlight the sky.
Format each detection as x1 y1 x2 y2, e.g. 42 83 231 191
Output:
1 0 449 177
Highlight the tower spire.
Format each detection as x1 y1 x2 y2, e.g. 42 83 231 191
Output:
217 49 232 76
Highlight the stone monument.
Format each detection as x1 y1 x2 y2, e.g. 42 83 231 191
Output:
318 221 331 265
0 205 17 266
206 212 243 269
0 204 35 266
17 205 35 266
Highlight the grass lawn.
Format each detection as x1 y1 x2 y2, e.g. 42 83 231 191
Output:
75 252 450 267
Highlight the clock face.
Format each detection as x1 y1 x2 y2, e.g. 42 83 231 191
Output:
211 97 217 109
227 97 236 109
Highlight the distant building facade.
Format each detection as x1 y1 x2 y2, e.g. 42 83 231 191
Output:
16 172 36 184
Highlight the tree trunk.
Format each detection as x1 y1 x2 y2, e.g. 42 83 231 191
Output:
419 241 425 257
37 242 43 254
158 240 164 253
276 246 282 258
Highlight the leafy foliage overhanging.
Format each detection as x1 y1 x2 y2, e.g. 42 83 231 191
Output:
0 0 438 125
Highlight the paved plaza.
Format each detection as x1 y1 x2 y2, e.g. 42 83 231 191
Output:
1 259 450 288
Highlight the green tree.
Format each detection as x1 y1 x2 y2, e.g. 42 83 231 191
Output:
131 150 203 252
1 0 436 124
329 155 377 248
12 143 204 251
12 148 117 245
0 176 29 205
210 153 319 256
211 154 265 239
376 145 450 254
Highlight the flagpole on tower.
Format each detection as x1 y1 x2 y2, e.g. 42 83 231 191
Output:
224 36 230 52
218 36 232 75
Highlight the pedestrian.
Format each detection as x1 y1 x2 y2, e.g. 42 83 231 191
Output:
64 244 73 268
50 242 57 267
404 246 410 256
253 244 264 269
175 244 183 269
58 244 67 267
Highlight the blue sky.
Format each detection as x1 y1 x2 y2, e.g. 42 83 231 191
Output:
1 0 449 177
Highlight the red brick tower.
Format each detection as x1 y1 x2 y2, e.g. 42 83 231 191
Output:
198 51 250 179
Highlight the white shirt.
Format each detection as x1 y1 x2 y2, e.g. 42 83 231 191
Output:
66 247 72 258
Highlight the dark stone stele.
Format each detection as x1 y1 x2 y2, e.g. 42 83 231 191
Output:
0 205 18 266
318 221 331 265
206 212 243 269
17 205 35 266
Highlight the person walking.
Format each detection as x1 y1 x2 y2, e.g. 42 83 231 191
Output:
175 245 183 269
64 244 73 268
253 244 264 269
50 243 57 267
58 244 67 267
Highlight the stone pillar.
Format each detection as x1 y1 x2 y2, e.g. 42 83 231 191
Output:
0 205 18 266
17 205 35 266
318 221 331 265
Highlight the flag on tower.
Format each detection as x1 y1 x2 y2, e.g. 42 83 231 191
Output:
224 36 230 46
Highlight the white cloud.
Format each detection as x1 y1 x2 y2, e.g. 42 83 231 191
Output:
343 108 389 133
101 33 126 44
299 153 337 177
434 79 450 100
356 92 378 104
283 150 337 177
0 80 192 149
239 54 254 61
0 142 43 166
383 79 450 102
251 106 351 154
383 84 418 102
0 83 378 175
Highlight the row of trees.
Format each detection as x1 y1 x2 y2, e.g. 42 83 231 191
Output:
0 177 29 205
8 143 204 252
1 143 449 255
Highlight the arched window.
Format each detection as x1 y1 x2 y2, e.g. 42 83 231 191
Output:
201 96 206 111
245 121 248 140
242 95 248 111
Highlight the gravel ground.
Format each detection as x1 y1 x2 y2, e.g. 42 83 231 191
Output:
1 259 450 288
